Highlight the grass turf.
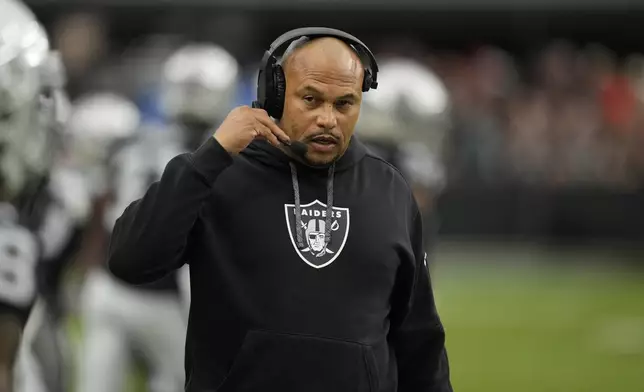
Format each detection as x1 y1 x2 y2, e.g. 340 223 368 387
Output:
432 242 644 392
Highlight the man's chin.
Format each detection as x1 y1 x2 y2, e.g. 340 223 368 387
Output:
304 151 339 167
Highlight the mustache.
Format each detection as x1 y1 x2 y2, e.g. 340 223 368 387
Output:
304 132 341 143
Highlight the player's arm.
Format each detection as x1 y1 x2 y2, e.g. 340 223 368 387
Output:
389 205 452 392
107 137 233 284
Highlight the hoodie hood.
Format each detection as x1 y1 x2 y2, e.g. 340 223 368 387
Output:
242 136 368 256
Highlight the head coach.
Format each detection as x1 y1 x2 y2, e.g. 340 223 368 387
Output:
107 27 452 392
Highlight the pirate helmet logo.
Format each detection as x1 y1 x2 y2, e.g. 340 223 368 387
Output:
284 199 350 269
302 218 342 257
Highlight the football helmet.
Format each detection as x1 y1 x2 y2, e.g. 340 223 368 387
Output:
0 0 68 201
356 57 449 192
356 57 450 152
59 92 140 215
160 43 240 128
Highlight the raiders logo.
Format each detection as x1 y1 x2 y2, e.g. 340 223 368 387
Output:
284 200 350 269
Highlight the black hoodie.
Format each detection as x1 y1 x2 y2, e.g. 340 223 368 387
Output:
108 135 452 392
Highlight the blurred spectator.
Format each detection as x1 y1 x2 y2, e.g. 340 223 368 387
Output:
438 41 644 190
52 12 109 99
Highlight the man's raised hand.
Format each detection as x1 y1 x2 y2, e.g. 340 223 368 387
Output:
213 106 290 155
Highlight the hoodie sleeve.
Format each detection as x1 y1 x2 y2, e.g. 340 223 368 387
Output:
107 137 232 285
390 207 452 392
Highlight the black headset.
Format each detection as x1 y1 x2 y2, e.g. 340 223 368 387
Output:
252 27 379 120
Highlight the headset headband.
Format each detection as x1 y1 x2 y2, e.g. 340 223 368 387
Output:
253 27 379 118
265 27 379 83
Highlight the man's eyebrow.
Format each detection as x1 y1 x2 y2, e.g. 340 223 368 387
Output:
299 85 359 100
337 93 359 101
297 85 359 102
298 85 323 95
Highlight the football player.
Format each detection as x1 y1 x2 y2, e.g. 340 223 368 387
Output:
75 43 240 392
0 1 80 391
355 56 450 217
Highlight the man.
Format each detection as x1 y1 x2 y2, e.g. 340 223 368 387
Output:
0 1 81 391
355 56 450 251
108 30 452 391
63 91 180 392
75 43 240 392
355 56 449 215
66 91 186 392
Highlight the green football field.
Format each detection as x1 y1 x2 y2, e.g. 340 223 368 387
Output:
66 242 644 392
432 242 644 392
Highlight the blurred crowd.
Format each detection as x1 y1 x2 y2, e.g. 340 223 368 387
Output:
435 43 644 190
48 12 644 192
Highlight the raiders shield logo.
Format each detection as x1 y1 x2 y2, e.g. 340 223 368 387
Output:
284 199 350 269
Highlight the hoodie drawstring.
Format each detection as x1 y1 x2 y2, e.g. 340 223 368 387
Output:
290 162 335 254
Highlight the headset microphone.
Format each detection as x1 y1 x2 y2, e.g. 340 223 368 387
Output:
286 140 308 157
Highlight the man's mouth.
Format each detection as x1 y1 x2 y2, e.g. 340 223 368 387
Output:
308 135 339 153
309 135 338 145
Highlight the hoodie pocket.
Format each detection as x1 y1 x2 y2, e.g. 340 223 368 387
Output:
217 329 379 392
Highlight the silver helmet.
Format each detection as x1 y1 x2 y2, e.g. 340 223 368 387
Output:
356 57 450 154
160 43 240 128
0 0 68 200
61 92 140 197
356 57 449 193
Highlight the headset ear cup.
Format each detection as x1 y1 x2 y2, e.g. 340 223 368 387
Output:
270 64 286 119
362 70 372 92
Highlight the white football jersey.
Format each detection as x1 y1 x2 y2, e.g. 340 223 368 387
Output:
0 177 80 314
0 206 39 309
104 125 186 233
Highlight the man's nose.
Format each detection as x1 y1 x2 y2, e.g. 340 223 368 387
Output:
315 104 338 130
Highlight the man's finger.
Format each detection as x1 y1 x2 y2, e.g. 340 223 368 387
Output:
253 112 291 145
251 107 271 117
255 124 281 148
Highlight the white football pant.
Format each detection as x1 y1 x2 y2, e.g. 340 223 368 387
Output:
13 299 69 392
76 269 188 392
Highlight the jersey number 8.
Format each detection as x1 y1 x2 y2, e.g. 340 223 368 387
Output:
0 225 38 308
